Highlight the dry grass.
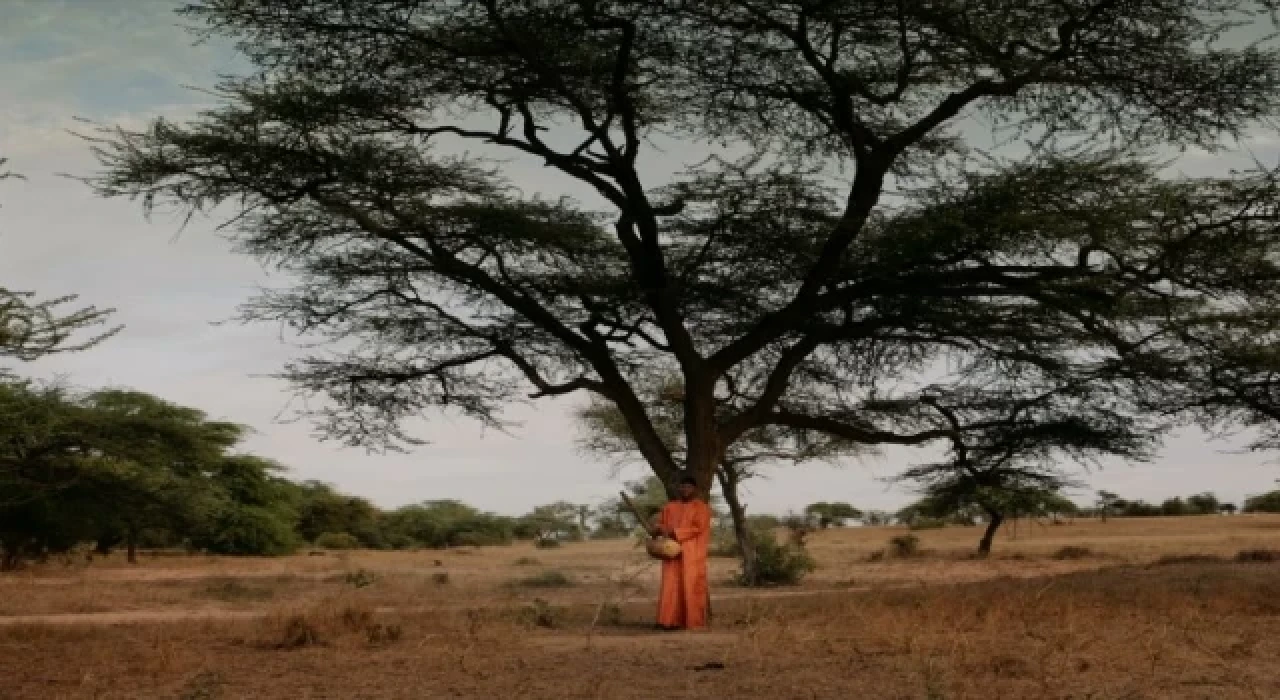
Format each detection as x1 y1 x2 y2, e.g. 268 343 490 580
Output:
2 515 1280 698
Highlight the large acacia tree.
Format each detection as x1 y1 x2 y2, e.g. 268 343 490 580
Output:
91 1 1280 498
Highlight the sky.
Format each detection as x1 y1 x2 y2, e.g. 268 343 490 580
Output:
3 1 1280 516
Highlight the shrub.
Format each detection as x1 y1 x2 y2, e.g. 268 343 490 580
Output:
343 568 379 588
513 556 541 566
431 572 450 585
365 621 403 645
315 532 361 550
515 570 574 588
534 537 562 549
738 528 817 586
888 534 920 558
1236 548 1280 562
265 614 323 649
1052 546 1093 560
908 517 947 531
519 598 564 628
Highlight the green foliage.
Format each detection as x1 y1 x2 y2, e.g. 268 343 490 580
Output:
739 528 817 587
315 532 361 550
194 504 299 556
380 500 514 549
804 502 863 528
907 517 948 531
1244 491 1280 514
514 501 583 543
289 481 382 548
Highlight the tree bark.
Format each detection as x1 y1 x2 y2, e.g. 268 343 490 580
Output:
126 528 138 565
683 376 723 500
716 465 757 586
978 510 1004 556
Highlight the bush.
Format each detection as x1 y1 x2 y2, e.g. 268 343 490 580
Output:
738 529 816 586
1052 546 1094 560
514 570 574 588
888 533 920 558
519 598 564 628
315 532 361 550
513 556 541 566
431 572 450 585
534 537 562 549
908 517 947 531
343 568 379 588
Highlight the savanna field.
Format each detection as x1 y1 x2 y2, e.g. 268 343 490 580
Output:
4 516 1280 700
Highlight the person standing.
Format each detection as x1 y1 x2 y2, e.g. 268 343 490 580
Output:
655 475 711 630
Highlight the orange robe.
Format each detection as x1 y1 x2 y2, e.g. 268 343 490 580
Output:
656 498 711 630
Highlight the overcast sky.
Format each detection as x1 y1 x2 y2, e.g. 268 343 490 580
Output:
3 1 1280 516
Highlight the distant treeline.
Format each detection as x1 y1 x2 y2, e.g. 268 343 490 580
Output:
6 380 1280 570
0 381 643 569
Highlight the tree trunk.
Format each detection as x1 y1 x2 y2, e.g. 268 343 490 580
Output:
126 529 138 565
978 510 1004 556
716 466 757 586
683 377 724 501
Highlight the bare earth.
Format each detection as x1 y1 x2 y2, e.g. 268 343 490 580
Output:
3 515 1280 699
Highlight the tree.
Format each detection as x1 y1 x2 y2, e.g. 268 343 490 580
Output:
289 480 383 547
515 501 583 543
1186 493 1221 515
381 500 514 548
1244 491 1280 513
1096 491 1121 523
0 382 289 567
91 1 1280 512
1220 502 1239 515
861 511 893 527
896 382 1152 553
804 502 862 528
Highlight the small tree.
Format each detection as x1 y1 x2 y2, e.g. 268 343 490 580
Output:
803 502 863 529
515 502 583 543
1186 492 1221 516
861 511 893 527
897 386 1152 554
1096 491 1121 523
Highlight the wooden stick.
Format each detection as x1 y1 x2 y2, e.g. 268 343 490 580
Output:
619 491 658 537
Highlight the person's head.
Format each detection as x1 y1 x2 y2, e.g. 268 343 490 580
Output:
677 475 698 502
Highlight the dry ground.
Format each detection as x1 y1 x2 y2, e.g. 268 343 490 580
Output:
3 515 1280 699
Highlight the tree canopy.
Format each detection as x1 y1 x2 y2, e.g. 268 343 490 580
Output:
90 1 1280 500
